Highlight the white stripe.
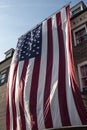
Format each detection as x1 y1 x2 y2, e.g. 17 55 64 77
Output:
50 14 62 128
37 20 47 130
15 61 24 130
9 64 15 130
23 58 35 130
61 7 82 125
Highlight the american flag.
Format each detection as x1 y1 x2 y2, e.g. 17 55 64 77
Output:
6 5 87 130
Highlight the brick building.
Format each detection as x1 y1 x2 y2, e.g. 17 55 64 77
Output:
70 1 87 108
0 48 14 130
0 1 87 130
71 1 87 92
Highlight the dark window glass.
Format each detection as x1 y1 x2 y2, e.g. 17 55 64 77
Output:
72 7 81 16
75 28 87 44
0 67 9 86
80 65 87 91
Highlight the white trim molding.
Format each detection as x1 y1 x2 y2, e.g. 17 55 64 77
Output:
78 60 87 92
73 24 87 46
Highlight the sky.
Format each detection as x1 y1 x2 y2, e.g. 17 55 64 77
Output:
0 0 87 62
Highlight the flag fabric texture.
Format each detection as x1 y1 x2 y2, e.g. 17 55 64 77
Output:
6 5 87 130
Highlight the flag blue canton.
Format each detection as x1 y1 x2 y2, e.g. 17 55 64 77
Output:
15 24 42 61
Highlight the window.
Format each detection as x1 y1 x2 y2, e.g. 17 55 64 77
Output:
0 67 9 86
75 28 87 44
72 7 81 16
5 52 12 59
80 65 87 90
73 25 87 46
5 48 14 59
78 61 87 92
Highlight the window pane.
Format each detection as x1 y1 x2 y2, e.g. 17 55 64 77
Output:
72 7 81 15
80 66 86 77
75 28 86 38
82 78 87 86
75 27 87 44
0 73 6 80
80 64 87 90
0 67 9 86
0 79 5 84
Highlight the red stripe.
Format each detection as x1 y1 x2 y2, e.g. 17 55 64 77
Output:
70 75 87 124
6 63 18 130
30 57 41 130
11 63 18 130
66 6 87 125
6 81 10 130
56 12 71 126
44 18 53 128
19 60 29 130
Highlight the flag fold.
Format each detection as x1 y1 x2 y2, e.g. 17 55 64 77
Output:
6 5 87 130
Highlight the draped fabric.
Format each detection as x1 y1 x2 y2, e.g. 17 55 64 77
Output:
6 5 87 130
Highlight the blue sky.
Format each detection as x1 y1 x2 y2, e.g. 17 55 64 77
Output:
0 0 87 61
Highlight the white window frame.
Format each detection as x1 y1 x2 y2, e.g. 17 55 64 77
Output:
78 61 87 92
73 24 87 46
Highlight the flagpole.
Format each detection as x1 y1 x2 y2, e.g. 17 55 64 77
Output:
18 1 71 40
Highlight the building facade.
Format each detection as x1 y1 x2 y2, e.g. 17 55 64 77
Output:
71 1 87 93
0 1 87 130
0 48 14 130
